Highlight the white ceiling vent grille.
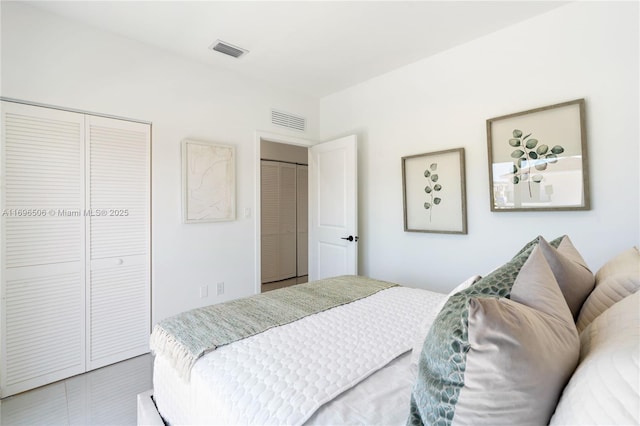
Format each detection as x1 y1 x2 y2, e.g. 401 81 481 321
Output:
271 109 306 132
209 40 248 58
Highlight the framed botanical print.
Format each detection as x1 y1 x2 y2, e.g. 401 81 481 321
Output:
402 148 467 234
487 99 590 211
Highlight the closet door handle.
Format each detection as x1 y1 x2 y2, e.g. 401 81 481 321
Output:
340 235 358 242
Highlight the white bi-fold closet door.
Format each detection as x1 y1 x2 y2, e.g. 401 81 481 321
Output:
0 101 150 397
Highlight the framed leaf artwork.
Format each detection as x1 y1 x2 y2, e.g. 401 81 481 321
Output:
486 99 590 211
402 148 467 234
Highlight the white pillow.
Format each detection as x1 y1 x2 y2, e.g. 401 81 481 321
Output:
551 291 640 425
576 246 640 332
409 275 481 371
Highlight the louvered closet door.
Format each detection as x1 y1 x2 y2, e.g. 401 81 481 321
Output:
296 165 308 277
260 161 297 283
278 163 297 279
261 161 279 283
1 102 86 397
86 116 150 370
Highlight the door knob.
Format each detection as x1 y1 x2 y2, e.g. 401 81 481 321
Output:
340 235 359 242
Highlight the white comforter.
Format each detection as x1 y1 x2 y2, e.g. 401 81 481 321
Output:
153 286 445 425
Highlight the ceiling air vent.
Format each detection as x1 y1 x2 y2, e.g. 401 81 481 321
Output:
209 40 248 58
271 109 306 132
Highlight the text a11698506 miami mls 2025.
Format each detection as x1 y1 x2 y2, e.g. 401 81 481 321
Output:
1 208 130 217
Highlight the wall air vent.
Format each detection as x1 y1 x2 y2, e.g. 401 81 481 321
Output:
271 109 306 132
209 40 248 58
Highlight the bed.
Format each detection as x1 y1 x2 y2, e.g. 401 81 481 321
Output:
138 236 640 425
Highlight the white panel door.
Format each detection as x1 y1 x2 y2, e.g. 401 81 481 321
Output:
1 102 86 397
86 115 150 370
309 135 358 281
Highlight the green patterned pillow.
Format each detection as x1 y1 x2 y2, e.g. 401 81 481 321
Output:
408 235 569 426
438 235 563 302
512 234 564 259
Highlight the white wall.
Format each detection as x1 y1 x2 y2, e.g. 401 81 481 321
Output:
2 1 638 316
0 2 319 323
320 1 639 293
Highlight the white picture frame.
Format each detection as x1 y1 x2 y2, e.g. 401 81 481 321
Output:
181 139 236 223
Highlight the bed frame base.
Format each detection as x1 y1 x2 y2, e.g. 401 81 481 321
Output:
137 390 165 426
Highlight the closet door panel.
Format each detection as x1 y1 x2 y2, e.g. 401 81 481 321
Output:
1 103 85 397
3 105 84 267
87 119 149 259
261 234 279 284
261 161 279 283
86 116 150 369
278 163 297 280
4 268 84 396
296 165 308 277
89 257 149 368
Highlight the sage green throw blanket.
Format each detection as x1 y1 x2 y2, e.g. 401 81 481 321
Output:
150 275 397 380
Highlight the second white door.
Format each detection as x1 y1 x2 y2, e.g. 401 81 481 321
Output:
308 135 358 280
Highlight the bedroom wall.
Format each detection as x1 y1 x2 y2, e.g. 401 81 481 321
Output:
319 1 639 293
0 2 319 323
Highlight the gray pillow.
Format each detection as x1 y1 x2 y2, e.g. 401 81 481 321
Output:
408 244 579 425
538 236 594 319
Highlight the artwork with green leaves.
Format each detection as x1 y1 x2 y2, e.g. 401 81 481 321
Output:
487 99 590 211
402 148 467 234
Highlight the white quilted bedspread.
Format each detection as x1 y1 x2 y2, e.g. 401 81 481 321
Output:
153 286 444 426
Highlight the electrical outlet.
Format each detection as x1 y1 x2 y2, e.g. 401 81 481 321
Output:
217 282 224 295
199 285 208 298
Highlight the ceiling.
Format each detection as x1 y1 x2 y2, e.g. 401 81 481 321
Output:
25 1 569 98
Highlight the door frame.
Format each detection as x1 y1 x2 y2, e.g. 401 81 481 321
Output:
254 131 316 294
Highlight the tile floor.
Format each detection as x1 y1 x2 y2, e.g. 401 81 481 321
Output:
0 353 153 426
